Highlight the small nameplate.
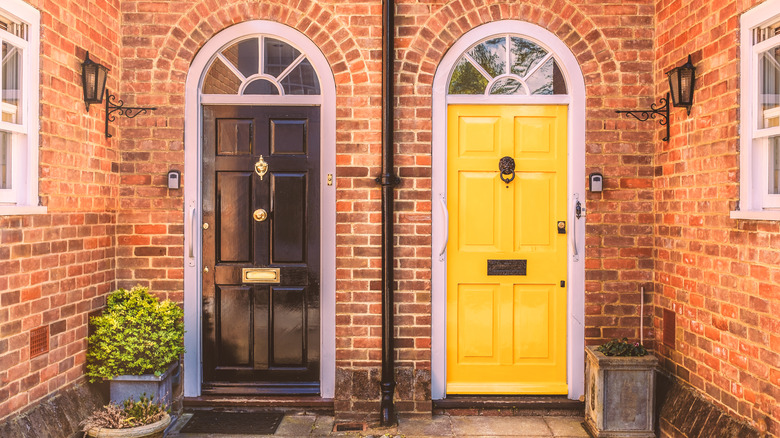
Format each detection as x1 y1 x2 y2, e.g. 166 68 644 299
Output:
487 259 527 276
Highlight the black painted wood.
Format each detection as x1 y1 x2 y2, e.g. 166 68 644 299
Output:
202 105 320 394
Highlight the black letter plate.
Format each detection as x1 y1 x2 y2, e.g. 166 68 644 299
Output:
487 259 527 276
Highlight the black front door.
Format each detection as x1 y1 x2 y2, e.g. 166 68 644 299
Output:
201 105 320 394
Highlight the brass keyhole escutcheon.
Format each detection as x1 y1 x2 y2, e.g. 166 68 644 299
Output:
255 155 269 180
253 209 268 222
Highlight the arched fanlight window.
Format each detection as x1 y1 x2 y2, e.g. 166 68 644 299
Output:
448 35 567 95
202 36 321 95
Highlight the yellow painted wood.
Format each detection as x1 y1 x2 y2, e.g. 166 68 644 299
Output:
446 104 568 395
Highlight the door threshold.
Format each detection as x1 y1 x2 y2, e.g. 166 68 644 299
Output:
185 395 334 414
433 395 583 416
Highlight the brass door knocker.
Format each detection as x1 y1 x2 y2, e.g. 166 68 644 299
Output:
255 155 269 180
499 156 515 184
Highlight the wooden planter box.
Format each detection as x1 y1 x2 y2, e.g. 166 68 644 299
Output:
584 346 658 438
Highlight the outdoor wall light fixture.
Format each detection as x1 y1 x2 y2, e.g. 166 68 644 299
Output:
81 51 157 138
616 55 696 142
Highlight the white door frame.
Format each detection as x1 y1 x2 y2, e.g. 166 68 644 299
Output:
182 20 337 398
430 20 586 400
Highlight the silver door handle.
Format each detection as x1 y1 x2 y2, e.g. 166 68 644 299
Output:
189 207 196 259
572 195 581 261
439 194 449 261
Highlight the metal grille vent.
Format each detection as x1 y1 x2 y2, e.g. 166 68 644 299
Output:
333 423 366 432
30 326 49 358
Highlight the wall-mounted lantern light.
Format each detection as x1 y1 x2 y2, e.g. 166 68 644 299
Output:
81 51 157 138
81 52 108 111
666 55 696 115
615 55 696 142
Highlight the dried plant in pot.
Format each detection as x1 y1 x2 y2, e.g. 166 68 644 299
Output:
81 395 171 438
584 338 659 438
87 286 185 407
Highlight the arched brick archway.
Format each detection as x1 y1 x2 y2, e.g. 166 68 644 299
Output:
398 0 613 88
148 0 369 88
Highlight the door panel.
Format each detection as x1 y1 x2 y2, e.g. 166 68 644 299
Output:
202 105 320 395
446 104 567 395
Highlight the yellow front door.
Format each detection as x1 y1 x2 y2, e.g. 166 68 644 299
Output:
446 104 568 394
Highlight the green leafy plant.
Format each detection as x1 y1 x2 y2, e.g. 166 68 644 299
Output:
80 394 168 430
596 337 648 357
86 286 184 382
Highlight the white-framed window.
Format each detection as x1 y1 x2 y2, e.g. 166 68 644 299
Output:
734 1 780 220
0 0 41 215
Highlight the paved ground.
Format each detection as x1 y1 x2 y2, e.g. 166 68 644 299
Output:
168 413 590 437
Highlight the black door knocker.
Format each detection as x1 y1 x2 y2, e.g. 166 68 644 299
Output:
499 156 516 185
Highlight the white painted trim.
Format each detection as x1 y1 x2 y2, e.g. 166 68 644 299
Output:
184 20 337 398
0 0 40 209
201 94 322 105
431 20 586 401
735 0 780 218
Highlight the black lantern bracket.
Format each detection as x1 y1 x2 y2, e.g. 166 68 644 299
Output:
104 90 157 138
615 93 670 142
81 52 157 138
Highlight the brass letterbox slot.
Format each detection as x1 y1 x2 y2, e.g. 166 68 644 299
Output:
242 268 280 283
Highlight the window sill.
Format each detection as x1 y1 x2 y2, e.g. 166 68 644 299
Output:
0 205 48 216
729 210 780 221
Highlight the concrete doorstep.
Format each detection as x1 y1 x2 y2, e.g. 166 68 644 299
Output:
167 413 590 437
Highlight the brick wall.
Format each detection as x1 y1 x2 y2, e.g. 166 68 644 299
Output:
8 0 742 425
655 0 779 434
0 0 121 422
114 0 656 418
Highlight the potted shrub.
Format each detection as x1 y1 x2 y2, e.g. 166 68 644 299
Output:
584 338 658 438
87 286 185 408
81 395 171 438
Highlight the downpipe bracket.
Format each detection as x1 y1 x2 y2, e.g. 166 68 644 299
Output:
376 173 401 186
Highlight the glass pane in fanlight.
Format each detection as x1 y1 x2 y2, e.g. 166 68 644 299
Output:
264 38 301 77
510 37 548 78
771 136 780 194
280 58 320 95
222 38 259 78
1 41 21 124
759 45 780 129
468 37 506 78
489 77 525 95
202 57 241 94
526 58 567 95
448 57 488 95
244 78 279 95
0 131 9 189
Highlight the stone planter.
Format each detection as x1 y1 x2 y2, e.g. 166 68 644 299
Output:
108 362 179 407
584 345 658 438
85 413 171 438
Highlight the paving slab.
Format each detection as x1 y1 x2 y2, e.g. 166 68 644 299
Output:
275 414 318 436
398 415 453 436
169 413 587 437
543 416 589 437
450 416 552 436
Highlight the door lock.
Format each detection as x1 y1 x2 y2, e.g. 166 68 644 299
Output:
255 155 269 180
557 221 566 234
253 208 268 222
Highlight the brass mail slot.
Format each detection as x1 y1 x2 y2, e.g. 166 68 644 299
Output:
242 267 280 283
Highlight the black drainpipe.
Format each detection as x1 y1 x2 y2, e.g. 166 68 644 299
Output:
377 0 399 427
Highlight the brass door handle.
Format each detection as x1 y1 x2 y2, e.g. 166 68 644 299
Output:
255 155 269 180
253 209 268 222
